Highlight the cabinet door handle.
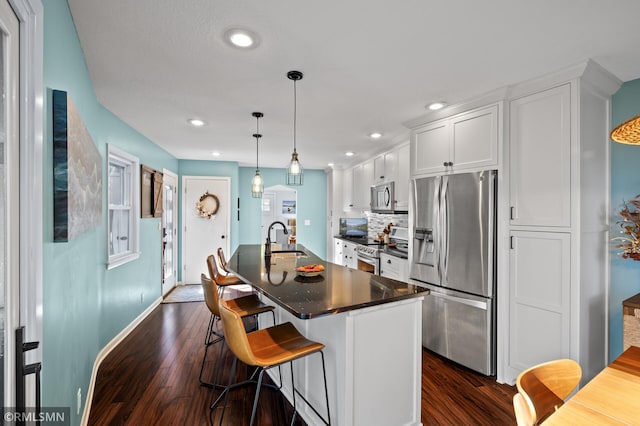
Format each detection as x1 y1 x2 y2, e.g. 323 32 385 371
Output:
448 161 453 167
510 236 514 250
510 206 515 220
443 161 448 167
387 259 392 264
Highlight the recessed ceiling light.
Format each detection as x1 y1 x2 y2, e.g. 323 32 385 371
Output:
211 151 221 157
188 118 205 127
224 28 260 49
345 151 355 157
328 162 335 167
427 102 447 111
369 132 382 139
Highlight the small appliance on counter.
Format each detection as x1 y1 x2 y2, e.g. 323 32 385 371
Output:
338 217 367 239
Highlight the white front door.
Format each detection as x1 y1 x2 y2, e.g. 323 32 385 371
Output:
182 177 230 284
162 169 178 295
0 0 20 406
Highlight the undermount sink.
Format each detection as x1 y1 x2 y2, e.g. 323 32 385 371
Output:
270 250 308 259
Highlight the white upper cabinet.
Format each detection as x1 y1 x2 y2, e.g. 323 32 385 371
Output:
412 105 498 176
451 106 499 170
373 150 397 185
343 167 354 210
412 119 450 175
509 84 571 227
395 143 410 210
350 161 374 210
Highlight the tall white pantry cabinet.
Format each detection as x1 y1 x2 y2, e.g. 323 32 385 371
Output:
503 61 620 384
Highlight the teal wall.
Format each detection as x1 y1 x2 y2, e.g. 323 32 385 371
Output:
609 78 640 361
43 1 178 422
238 167 328 258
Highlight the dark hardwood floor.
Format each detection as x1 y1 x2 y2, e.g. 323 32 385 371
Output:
88 300 516 425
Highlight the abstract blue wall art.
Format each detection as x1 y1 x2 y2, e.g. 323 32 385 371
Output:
52 89 102 242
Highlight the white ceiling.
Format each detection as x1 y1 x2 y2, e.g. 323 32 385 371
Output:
68 0 640 171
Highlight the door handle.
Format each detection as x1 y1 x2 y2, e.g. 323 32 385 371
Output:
221 235 225 239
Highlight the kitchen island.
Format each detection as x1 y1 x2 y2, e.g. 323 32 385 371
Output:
227 244 427 426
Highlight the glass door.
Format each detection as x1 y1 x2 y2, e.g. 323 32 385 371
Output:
162 170 177 295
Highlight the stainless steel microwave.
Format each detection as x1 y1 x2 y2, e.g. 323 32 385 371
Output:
371 182 395 213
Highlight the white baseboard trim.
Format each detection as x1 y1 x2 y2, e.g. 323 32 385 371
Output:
80 296 163 425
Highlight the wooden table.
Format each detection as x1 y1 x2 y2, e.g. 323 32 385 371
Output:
545 345 640 425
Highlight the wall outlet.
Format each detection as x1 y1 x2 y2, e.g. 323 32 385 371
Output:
304 219 311 226
77 388 82 415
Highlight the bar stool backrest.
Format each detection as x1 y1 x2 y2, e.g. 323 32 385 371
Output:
200 273 220 317
218 298 259 366
207 254 223 283
514 358 581 425
217 247 229 273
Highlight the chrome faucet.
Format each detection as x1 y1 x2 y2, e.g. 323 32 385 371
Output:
265 221 288 256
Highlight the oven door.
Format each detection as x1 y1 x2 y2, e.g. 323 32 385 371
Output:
357 253 379 275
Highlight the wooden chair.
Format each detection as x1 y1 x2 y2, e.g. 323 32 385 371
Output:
199 274 275 388
513 359 581 425
217 298 331 426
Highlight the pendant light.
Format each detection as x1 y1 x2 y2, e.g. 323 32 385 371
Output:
251 112 264 198
286 70 304 185
611 114 640 145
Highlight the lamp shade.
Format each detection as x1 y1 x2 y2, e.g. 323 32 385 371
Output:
286 70 304 186
251 171 263 198
251 112 264 197
611 114 640 145
287 150 303 185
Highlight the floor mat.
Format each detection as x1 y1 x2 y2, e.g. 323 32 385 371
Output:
162 285 204 303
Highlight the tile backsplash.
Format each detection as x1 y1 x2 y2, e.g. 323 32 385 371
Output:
365 212 408 239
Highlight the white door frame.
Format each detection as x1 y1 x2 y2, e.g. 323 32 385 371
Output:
161 168 177 295
4 0 43 407
181 176 230 284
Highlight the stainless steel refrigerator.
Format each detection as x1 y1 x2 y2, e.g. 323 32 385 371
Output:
410 170 496 375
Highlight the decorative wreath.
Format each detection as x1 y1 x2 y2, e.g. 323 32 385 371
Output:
196 192 220 218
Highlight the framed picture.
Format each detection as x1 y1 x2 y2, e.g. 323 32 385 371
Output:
282 200 296 214
141 165 163 218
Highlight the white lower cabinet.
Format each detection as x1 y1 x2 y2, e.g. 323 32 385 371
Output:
508 231 571 371
379 253 408 282
334 238 344 265
343 240 358 269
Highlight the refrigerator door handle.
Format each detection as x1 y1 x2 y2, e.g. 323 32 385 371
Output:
429 290 488 310
434 176 442 282
439 176 449 286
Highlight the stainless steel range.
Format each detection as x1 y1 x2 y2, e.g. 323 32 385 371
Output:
356 243 382 274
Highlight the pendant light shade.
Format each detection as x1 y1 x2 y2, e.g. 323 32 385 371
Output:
251 112 264 198
286 70 304 186
611 114 640 145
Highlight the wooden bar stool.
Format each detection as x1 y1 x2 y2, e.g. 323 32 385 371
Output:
217 298 331 426
199 274 275 389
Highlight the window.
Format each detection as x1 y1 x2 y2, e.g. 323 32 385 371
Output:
107 144 140 269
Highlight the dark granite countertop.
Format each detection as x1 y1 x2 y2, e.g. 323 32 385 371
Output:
227 244 427 319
